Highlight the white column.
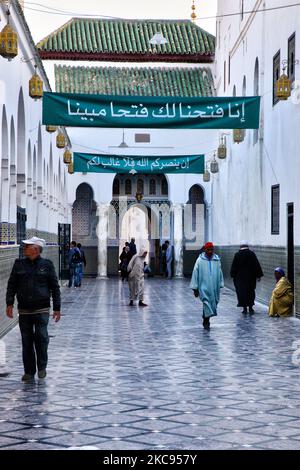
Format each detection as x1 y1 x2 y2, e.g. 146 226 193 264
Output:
96 203 110 279
173 203 184 278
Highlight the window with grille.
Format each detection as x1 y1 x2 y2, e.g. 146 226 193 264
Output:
113 178 120 195
161 178 168 196
273 51 281 106
137 179 144 194
288 33 296 83
149 179 156 195
125 179 132 195
271 185 280 234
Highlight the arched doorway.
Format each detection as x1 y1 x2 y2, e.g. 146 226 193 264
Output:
183 184 206 276
72 183 98 277
109 173 170 275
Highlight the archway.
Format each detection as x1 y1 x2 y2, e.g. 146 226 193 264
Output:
109 173 170 275
72 183 98 277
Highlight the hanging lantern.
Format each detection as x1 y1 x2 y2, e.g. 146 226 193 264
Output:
218 136 227 159
68 161 74 174
276 73 291 100
56 132 66 149
46 125 57 133
210 156 219 174
29 65 43 100
0 10 18 60
63 148 72 164
233 129 245 144
203 171 211 183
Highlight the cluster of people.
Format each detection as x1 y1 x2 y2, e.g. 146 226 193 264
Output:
3 235 295 382
68 241 86 288
190 241 294 330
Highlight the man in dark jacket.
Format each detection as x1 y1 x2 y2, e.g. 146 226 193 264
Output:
230 241 263 314
6 237 61 382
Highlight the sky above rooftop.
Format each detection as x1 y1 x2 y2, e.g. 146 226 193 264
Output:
23 0 217 42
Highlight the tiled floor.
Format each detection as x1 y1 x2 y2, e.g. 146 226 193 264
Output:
1 278 300 450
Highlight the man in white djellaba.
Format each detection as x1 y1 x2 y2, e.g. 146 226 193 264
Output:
127 248 148 307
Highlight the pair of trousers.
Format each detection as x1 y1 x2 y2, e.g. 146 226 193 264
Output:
19 313 49 375
128 276 144 301
68 263 81 287
166 261 172 278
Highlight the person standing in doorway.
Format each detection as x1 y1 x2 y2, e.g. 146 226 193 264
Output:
76 243 86 287
119 245 132 281
6 237 61 382
165 241 173 279
230 241 263 314
68 241 81 288
129 238 137 256
127 248 148 307
190 242 224 329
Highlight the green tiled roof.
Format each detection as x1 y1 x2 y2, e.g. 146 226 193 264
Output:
38 18 215 62
55 65 215 97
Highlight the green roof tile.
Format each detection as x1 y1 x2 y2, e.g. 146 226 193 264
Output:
38 18 215 62
54 65 215 98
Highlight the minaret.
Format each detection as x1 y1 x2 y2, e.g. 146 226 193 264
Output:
191 0 197 23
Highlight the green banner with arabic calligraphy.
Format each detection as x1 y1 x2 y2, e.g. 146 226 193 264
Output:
43 92 260 129
74 153 205 174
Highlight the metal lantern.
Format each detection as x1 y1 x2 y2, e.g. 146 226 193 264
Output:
218 137 227 159
0 11 18 60
56 132 66 149
68 161 74 174
29 65 43 100
63 148 72 164
135 192 143 203
210 158 219 174
203 171 211 183
46 125 57 133
276 73 291 100
233 129 245 144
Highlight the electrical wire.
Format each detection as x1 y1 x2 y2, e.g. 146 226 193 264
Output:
22 1 300 21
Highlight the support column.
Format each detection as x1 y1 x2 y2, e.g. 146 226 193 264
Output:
97 203 110 279
173 203 184 278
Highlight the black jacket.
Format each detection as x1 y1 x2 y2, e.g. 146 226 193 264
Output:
6 257 61 311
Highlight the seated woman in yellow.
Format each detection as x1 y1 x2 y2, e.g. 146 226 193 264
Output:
269 267 294 317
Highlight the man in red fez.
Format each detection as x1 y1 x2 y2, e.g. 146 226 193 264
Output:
190 242 224 329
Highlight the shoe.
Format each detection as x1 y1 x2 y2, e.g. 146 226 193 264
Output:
249 308 255 314
38 370 47 379
242 308 247 314
129 301 134 306
139 301 148 307
203 318 210 330
22 374 34 382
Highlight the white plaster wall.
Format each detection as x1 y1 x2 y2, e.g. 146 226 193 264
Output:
213 0 300 246
0 3 70 238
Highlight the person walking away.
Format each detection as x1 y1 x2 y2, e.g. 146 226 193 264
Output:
76 243 86 287
190 242 224 330
165 241 173 279
230 241 263 314
119 245 132 281
6 237 61 382
269 267 294 317
127 248 148 307
129 238 137 256
68 241 81 288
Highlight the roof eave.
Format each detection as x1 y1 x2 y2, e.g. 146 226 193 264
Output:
39 51 215 63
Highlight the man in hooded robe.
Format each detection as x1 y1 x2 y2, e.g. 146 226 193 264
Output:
230 241 263 314
190 242 224 329
127 248 148 307
269 267 294 317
